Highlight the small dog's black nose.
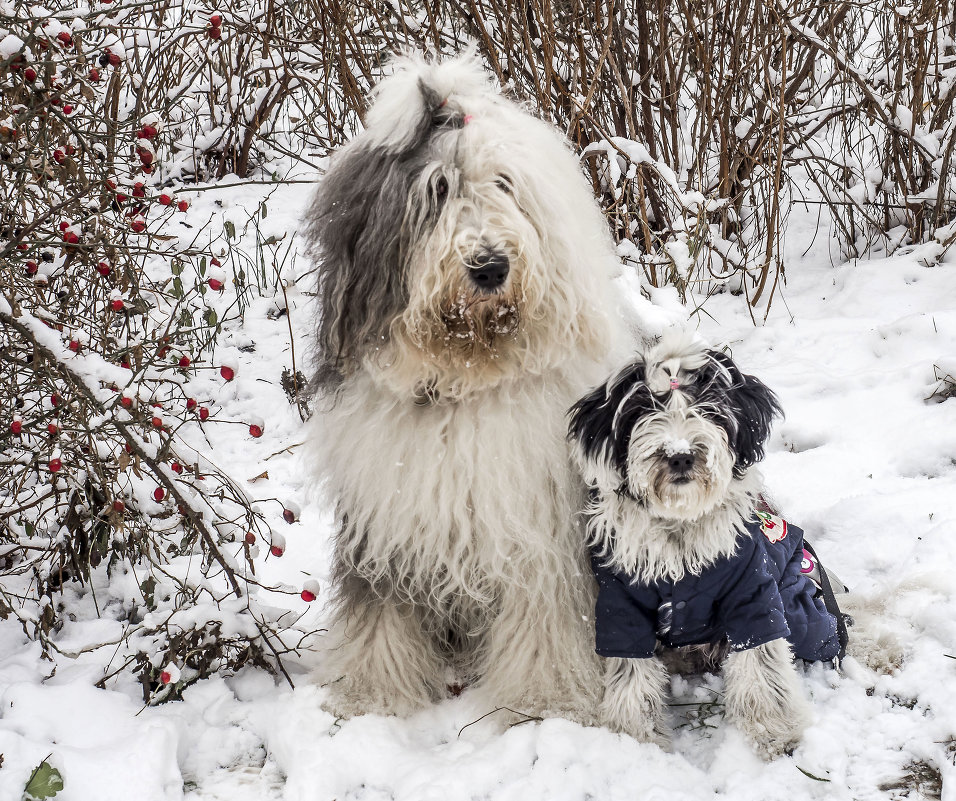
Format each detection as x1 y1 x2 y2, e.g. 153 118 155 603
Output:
667 452 695 475
469 251 510 291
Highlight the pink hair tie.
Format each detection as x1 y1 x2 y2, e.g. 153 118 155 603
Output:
463 114 474 125
669 378 680 390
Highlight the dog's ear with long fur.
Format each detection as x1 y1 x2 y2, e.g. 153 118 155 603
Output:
304 70 459 394
568 360 656 492
699 351 783 477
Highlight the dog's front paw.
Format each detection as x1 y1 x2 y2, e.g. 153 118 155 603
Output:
723 641 811 760
600 657 672 749
320 673 429 720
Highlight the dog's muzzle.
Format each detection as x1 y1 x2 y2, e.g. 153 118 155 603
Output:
667 451 695 483
468 250 510 292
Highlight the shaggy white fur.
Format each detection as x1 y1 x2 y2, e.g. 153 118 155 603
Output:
305 53 629 721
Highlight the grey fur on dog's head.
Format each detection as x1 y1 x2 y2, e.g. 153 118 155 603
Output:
303 69 476 394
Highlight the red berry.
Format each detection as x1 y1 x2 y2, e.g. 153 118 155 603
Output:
137 147 153 166
244 531 256 545
207 278 224 291
24 67 37 81
270 545 284 557
151 415 163 428
160 670 171 685
10 420 22 435
130 217 146 233
249 424 263 438
132 182 146 198
97 261 111 276
171 461 183 474
63 230 79 244
153 487 165 501
198 406 209 421
53 149 65 163
62 104 74 115
49 458 62 472
138 125 158 139
300 589 316 602
186 397 197 411
210 13 222 26
89 68 100 82
159 193 173 206
26 260 38 275
112 499 125 513
50 393 59 406
177 200 189 212
210 257 222 267
111 298 124 311
56 32 72 47
282 508 297 524
207 26 222 40
47 423 58 435
107 51 120 66
120 396 133 408
178 355 191 368
219 365 235 381
68 339 80 352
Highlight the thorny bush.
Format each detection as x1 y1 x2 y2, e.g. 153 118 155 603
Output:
0 1 306 700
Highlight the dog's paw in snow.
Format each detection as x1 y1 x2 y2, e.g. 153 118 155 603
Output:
723 640 812 759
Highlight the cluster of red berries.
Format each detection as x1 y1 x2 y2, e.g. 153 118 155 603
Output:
207 13 224 40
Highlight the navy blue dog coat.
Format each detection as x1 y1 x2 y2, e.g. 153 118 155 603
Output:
591 512 841 662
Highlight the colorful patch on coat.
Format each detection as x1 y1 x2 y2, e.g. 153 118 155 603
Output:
756 510 789 543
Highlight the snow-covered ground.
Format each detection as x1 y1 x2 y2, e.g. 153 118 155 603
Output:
2 174 955 801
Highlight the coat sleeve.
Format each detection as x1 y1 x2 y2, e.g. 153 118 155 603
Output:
777 539 841 661
590 553 659 659
717 536 791 652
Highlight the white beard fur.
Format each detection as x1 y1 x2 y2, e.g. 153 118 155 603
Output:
587 468 763 584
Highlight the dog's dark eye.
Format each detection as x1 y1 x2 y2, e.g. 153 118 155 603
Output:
435 176 448 201
495 175 513 194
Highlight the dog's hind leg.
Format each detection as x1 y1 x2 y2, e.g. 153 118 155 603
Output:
319 572 447 719
723 639 811 759
599 656 671 748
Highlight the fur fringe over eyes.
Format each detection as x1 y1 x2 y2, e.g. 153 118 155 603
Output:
568 335 783 487
302 84 464 393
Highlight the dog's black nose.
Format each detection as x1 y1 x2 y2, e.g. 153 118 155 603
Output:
667 452 695 475
469 252 510 291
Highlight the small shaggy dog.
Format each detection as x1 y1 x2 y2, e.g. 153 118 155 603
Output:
303 54 625 721
567 333 842 758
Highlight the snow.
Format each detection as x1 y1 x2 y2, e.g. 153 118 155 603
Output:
3 172 956 801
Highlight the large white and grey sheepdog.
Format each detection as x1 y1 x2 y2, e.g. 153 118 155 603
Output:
303 54 628 721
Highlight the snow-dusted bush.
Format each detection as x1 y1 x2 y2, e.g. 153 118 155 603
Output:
0 2 302 700
312 0 956 309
